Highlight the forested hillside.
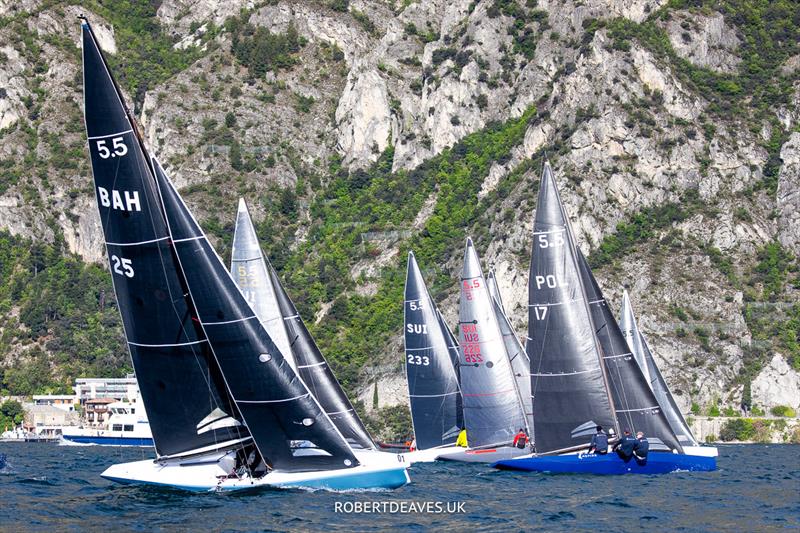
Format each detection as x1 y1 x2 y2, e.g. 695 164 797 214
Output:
0 0 798 438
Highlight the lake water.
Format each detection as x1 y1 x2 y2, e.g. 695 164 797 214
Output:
0 443 797 531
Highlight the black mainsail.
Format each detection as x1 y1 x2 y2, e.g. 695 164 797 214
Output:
458 239 528 448
404 252 464 450
486 269 533 431
527 163 617 454
82 20 248 458
152 159 359 471
266 249 376 450
620 290 698 447
230 199 296 371
577 252 683 452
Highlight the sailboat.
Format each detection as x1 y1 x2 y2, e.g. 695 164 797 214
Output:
81 18 408 491
436 239 531 463
620 291 718 458
486 269 533 433
402 252 465 462
231 199 377 452
493 163 716 474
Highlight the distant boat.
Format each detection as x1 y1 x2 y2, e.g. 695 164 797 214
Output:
61 397 153 447
437 239 530 463
619 290 717 457
493 163 716 474
402 252 465 462
80 18 408 492
230 199 376 452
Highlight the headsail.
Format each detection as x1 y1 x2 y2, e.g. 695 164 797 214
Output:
152 159 359 471
231 199 296 371
620 291 698 446
458 239 528 448
404 252 464 450
487 269 533 431
82 20 248 458
266 253 376 450
527 163 617 454
577 252 683 452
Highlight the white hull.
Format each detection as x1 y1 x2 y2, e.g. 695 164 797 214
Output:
101 449 410 492
401 445 465 464
436 445 530 463
682 445 719 457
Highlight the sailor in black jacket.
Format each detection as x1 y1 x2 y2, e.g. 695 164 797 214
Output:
633 431 650 460
588 425 608 454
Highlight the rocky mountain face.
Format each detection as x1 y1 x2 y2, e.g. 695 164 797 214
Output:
0 0 798 435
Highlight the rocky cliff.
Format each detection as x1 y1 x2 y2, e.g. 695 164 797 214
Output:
0 0 798 433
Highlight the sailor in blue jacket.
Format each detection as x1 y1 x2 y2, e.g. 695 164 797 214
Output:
613 429 637 460
587 425 608 454
633 431 649 460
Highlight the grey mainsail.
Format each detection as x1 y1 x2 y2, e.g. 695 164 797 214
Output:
231 199 296 371
153 159 359 471
527 163 617 454
487 269 533 432
458 239 528 448
404 252 464 450
620 290 699 447
577 252 683 452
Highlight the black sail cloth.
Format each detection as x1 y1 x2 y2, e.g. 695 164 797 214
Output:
577 252 683 453
152 159 359 472
231 199 375 450
82 21 248 458
620 290 698 447
404 253 464 450
527 163 617 454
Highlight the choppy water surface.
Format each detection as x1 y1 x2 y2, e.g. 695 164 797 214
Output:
0 444 797 531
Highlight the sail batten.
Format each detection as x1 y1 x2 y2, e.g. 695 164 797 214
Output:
458 240 528 448
82 21 249 458
404 253 464 450
620 291 699 446
527 163 617 454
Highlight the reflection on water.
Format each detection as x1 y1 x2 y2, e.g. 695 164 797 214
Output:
0 444 798 531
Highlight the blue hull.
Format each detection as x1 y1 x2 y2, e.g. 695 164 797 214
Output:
63 435 154 447
493 452 716 474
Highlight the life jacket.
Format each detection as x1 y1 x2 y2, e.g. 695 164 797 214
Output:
514 433 528 448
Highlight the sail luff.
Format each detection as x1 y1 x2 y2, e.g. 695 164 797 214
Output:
152 158 359 471
620 291 698 447
404 252 464 449
458 239 528 447
527 162 617 454
82 20 250 457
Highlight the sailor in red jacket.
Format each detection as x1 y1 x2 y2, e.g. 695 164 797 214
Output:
512 428 529 449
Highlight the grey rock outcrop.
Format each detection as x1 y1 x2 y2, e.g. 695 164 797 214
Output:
663 10 741 73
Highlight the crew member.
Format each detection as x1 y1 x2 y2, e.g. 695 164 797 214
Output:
588 425 608 454
456 426 468 447
613 429 637 460
633 431 649 461
512 428 529 449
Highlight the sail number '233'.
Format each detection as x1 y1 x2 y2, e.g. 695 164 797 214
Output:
95 136 128 159
407 354 430 366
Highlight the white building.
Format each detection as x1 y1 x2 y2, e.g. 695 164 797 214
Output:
73 374 139 405
32 395 77 412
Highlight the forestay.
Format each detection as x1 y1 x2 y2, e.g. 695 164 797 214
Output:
527 163 616 454
458 239 528 448
577 252 682 453
620 291 699 447
82 21 248 458
153 159 359 472
404 252 464 450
